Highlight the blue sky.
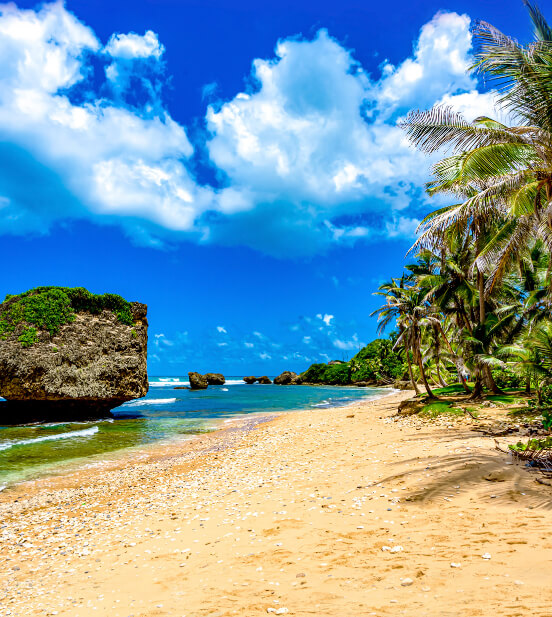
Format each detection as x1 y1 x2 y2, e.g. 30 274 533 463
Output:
0 0 533 374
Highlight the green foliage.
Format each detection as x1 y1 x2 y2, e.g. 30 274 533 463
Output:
430 383 473 396
491 368 525 389
420 401 464 417
509 436 552 452
18 326 38 348
528 384 552 430
300 363 351 385
0 286 134 347
350 338 406 382
300 338 407 385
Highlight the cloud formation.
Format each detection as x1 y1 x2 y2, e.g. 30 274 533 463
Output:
0 2 497 256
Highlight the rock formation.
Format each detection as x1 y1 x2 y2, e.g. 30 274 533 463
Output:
274 371 302 385
205 373 225 385
243 376 257 384
0 287 148 423
257 376 272 384
188 372 209 389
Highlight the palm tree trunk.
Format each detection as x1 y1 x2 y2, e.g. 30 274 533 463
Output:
469 370 484 400
476 265 503 395
404 341 420 394
435 361 447 387
525 376 531 395
414 341 434 398
436 322 471 392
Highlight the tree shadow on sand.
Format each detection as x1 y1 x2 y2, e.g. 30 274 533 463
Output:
374 428 552 510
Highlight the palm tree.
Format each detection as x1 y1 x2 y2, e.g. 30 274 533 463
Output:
372 279 436 397
401 3 552 291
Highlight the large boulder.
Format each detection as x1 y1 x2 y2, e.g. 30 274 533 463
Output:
188 372 208 390
243 376 257 384
0 287 148 422
257 376 272 384
205 373 225 385
274 371 301 385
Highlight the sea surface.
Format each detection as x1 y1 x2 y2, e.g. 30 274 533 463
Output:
0 377 388 489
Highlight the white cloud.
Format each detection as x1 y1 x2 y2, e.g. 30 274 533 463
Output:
317 313 334 326
333 333 364 351
105 30 163 60
204 15 498 255
0 2 213 238
374 12 475 117
0 3 500 256
217 326 227 333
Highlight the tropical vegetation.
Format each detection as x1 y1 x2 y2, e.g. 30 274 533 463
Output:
373 2 552 425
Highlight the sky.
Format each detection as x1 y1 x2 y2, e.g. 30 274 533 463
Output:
0 0 535 374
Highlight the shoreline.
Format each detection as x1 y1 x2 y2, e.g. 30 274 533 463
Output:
2 390 552 616
0 386 393 496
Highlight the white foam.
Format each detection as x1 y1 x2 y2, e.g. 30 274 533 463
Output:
123 398 177 407
0 426 99 451
149 378 246 387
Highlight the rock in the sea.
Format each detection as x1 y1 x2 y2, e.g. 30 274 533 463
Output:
205 373 225 385
243 376 257 384
274 371 301 385
0 286 148 423
257 376 272 384
188 372 209 389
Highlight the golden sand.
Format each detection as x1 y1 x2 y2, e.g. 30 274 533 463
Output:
1 390 552 617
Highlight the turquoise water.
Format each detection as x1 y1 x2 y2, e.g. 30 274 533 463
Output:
0 377 387 488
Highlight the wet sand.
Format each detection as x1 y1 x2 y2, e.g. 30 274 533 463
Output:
1 390 552 617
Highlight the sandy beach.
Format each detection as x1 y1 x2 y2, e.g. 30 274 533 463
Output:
2 390 552 617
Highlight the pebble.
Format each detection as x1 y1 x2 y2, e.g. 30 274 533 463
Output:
401 577 413 586
450 562 461 568
482 553 491 560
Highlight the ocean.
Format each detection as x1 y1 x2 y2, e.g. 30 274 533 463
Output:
0 377 388 489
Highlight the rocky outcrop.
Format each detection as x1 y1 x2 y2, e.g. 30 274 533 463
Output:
257 376 272 384
205 373 225 385
0 291 148 423
188 372 208 390
274 371 302 385
243 376 257 384
328 360 345 365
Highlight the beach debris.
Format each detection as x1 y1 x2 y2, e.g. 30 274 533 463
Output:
267 608 289 615
482 553 491 560
450 562 461 568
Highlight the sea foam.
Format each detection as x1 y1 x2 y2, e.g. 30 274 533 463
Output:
0 426 99 451
123 398 177 406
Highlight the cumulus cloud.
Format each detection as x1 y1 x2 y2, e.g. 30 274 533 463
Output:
0 2 212 237
0 2 499 256
105 30 164 60
204 15 497 255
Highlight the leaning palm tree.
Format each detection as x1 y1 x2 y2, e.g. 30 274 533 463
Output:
402 2 552 287
372 276 420 394
372 280 437 397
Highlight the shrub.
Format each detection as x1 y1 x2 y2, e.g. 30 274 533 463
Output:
491 367 525 389
0 286 134 347
300 363 351 385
